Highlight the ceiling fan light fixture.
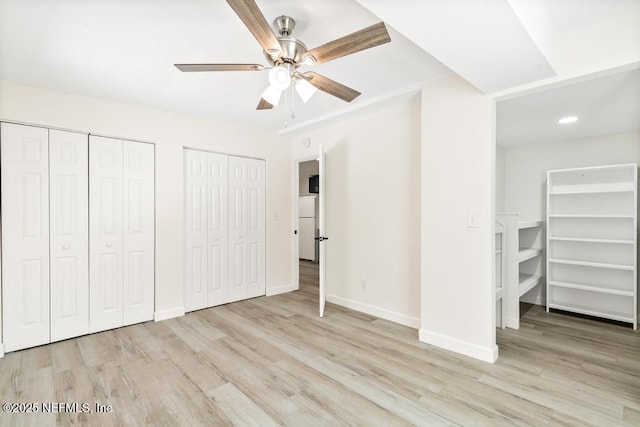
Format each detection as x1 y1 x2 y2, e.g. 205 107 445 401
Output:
295 77 317 103
261 84 282 107
268 66 291 90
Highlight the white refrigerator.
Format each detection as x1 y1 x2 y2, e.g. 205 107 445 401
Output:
298 195 318 261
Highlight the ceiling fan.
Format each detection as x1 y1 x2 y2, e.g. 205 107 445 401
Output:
174 0 391 110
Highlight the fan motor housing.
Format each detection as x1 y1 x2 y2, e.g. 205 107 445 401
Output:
273 38 307 65
265 16 307 66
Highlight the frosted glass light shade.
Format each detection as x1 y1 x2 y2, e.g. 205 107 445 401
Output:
295 78 317 103
261 84 282 106
268 66 291 90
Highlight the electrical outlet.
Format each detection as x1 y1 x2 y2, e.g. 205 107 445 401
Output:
361 280 367 291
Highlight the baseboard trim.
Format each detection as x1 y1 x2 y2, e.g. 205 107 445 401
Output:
0 343 4 358
154 306 185 322
266 283 297 297
419 328 498 363
531 296 546 306
505 316 520 330
326 294 420 329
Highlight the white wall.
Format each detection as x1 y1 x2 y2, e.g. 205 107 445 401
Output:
299 160 319 197
500 131 640 304
495 146 506 212
0 80 292 325
291 101 422 328
421 75 496 363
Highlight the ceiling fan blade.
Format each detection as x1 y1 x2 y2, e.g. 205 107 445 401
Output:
175 64 265 72
303 72 361 103
257 98 274 110
303 22 391 65
227 0 283 57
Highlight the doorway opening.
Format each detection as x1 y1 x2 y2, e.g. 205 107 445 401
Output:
297 159 320 297
493 66 640 344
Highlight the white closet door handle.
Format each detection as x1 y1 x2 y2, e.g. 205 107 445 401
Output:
106 243 113 248
238 235 244 239
62 244 70 250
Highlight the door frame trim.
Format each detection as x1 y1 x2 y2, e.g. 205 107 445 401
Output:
292 154 320 292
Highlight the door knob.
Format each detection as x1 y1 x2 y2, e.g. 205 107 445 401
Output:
62 244 70 250
106 243 113 248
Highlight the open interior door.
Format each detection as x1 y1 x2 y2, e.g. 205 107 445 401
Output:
318 144 327 317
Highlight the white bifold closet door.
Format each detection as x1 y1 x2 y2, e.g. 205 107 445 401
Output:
49 129 90 342
184 149 264 312
89 135 154 333
228 156 265 301
1 123 51 352
1 124 89 351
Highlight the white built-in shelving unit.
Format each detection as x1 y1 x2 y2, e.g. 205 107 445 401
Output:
496 213 544 329
546 164 638 329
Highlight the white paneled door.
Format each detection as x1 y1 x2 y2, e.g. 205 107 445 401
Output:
318 144 326 318
1 123 51 352
89 136 154 333
207 153 229 307
89 136 124 333
228 156 248 302
49 129 89 342
1 124 154 353
123 141 155 326
184 149 263 312
245 158 265 299
184 149 210 311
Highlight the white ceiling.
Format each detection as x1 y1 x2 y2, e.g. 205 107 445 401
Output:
497 67 640 147
0 0 450 131
354 0 640 93
540 0 640 33
355 0 557 93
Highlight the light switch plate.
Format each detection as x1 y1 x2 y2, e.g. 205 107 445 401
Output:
467 211 478 228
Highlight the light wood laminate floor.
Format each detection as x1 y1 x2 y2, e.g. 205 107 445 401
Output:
1 260 639 426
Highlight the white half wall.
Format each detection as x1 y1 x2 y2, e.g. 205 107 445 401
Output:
291 101 422 328
501 131 640 304
421 75 496 363
0 80 292 325
496 146 506 212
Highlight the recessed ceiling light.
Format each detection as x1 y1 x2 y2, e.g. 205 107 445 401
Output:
558 116 579 124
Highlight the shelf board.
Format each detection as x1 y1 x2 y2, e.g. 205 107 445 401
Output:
548 214 634 219
548 281 634 297
549 236 634 245
549 188 634 195
495 249 503 254
548 258 634 271
518 220 543 230
548 303 634 324
519 273 541 297
518 248 542 263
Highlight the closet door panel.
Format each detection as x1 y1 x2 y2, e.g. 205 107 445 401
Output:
246 159 265 298
184 149 208 312
123 141 154 325
207 153 229 306
49 130 89 342
1 123 50 352
89 136 124 333
228 156 248 301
